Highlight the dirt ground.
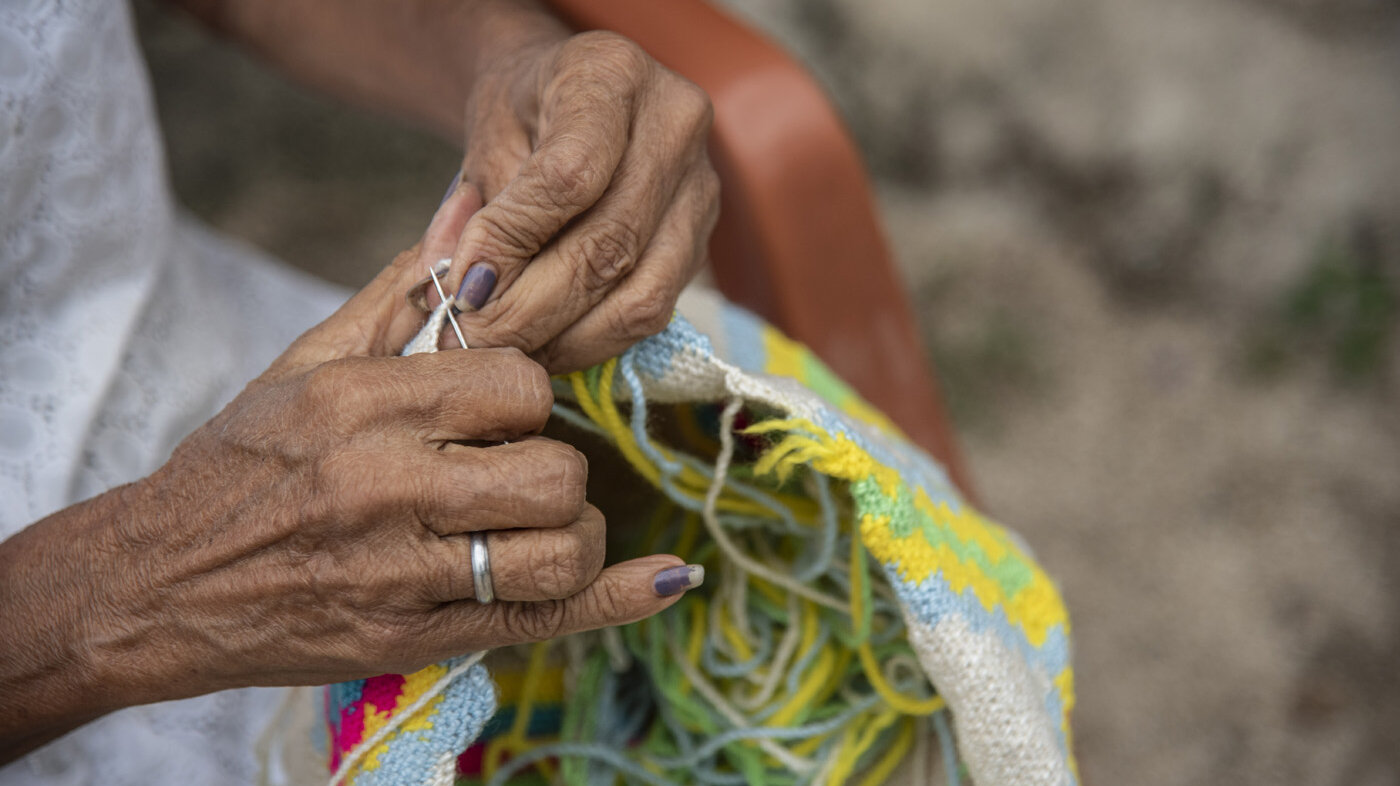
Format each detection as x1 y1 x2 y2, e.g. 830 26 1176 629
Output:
136 1 1400 783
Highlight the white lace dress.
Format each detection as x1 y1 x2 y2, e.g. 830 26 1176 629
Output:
1 1 348 782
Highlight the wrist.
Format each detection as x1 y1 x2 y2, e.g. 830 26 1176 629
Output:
0 474 212 707
467 0 571 68
447 0 571 137
0 482 158 760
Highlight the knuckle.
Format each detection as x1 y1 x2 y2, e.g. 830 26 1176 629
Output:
510 441 588 525
675 79 714 135
535 146 605 211
698 165 721 207
571 222 640 288
512 357 555 427
389 246 420 273
297 362 359 420
471 208 544 261
538 442 590 515
482 347 553 418
500 600 568 642
568 31 651 86
615 285 675 340
528 537 592 599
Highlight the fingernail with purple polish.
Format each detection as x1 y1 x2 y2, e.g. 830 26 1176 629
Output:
653 564 705 596
440 171 463 206
454 264 497 312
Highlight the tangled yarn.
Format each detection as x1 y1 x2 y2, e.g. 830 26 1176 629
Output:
324 293 1075 786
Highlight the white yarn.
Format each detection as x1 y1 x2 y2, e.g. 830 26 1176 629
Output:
602 625 632 673
403 300 452 356
662 622 816 775
678 396 818 775
701 397 848 612
906 617 1072 786
402 260 468 357
734 593 803 711
428 751 457 786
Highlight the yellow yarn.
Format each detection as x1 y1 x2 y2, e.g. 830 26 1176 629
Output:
766 646 838 728
718 611 756 662
850 523 946 717
855 718 916 786
674 512 702 560
827 709 900 785
749 416 1070 648
682 601 706 698
556 368 997 782
860 513 1066 648
572 365 780 519
359 663 448 771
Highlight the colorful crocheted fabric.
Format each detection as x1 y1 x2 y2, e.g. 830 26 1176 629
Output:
324 289 1075 786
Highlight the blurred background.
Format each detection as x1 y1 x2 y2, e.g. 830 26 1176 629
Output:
134 0 1400 783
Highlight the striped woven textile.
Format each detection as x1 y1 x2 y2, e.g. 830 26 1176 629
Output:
325 288 1075 786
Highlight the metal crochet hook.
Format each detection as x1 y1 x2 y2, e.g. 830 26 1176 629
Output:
426 258 468 349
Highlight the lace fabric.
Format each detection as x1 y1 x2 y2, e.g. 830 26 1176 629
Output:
1 1 347 782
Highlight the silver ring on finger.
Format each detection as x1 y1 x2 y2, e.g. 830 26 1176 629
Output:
470 531 495 604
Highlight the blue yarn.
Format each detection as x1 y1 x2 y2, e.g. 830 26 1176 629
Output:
746 620 833 726
702 609 775 678
539 346 950 785
648 693 883 771
615 354 810 539
346 659 496 786
620 353 686 477
794 471 839 582
933 710 961 786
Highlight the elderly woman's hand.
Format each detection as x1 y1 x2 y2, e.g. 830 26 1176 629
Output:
435 30 720 372
0 191 698 760
179 1 718 371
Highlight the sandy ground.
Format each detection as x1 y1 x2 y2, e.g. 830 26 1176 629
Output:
136 1 1400 783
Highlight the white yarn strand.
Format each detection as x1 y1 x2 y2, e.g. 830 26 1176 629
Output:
703 397 848 612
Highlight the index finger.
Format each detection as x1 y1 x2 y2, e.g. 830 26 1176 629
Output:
305 348 555 441
447 68 635 314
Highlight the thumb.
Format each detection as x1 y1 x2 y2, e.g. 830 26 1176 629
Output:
483 555 703 646
273 182 483 372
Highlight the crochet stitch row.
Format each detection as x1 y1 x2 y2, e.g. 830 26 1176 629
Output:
323 299 1076 786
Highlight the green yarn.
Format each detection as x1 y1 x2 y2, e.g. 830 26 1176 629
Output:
850 477 1037 597
490 363 957 785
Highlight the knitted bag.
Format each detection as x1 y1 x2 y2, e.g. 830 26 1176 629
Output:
323 288 1075 786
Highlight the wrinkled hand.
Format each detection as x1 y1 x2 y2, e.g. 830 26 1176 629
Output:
432 31 719 372
39 195 698 707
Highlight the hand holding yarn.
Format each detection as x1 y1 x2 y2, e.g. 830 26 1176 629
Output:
430 30 720 373
0 194 701 761
106 216 704 684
